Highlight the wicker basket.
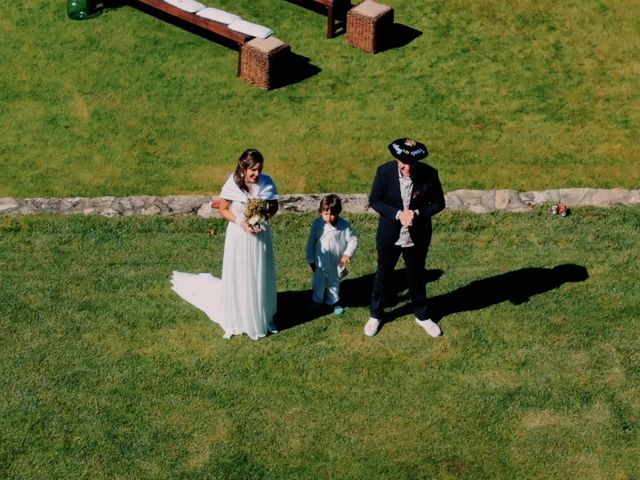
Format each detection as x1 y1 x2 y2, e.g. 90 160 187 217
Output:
346 0 394 53
239 37 291 90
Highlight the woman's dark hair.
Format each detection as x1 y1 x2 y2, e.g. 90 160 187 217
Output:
234 148 264 192
319 194 342 215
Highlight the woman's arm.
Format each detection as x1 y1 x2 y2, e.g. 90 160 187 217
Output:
219 198 262 234
218 198 236 223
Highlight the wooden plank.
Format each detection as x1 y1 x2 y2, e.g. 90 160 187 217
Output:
131 0 253 45
284 0 351 38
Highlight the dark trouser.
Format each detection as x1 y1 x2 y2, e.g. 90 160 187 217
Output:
370 243 430 321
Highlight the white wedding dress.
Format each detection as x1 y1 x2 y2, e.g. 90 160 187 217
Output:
171 174 278 340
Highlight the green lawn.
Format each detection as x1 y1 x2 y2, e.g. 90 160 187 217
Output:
1 208 639 478
2 0 639 478
1 0 639 197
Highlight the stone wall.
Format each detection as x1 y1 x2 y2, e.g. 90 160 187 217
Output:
0 188 638 217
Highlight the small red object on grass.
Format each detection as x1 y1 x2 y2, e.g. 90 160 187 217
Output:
550 203 570 217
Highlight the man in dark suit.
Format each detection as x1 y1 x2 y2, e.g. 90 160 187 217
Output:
365 138 446 337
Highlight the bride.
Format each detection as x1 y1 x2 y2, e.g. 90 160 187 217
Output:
171 149 279 340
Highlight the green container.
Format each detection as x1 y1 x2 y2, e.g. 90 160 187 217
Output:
67 0 101 20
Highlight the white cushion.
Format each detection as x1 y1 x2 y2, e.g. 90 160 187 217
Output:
163 0 206 13
196 7 241 24
227 19 273 39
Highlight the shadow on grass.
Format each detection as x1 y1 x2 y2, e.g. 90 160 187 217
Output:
276 264 589 331
275 268 443 331
120 1 249 51
385 263 589 324
274 289 315 331
381 23 422 52
271 52 321 89
107 1 321 86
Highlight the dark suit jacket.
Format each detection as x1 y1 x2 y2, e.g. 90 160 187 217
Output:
369 160 445 250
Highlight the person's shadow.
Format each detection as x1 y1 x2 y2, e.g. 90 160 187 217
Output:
384 263 589 323
274 268 443 331
275 264 588 330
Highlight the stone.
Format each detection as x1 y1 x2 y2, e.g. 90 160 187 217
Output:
101 208 119 218
164 195 210 216
481 191 496 211
495 189 527 211
1 190 639 217
556 188 593 206
0 198 18 214
61 197 82 212
590 188 631 206
197 202 216 219
443 192 464 211
341 194 369 213
468 203 493 214
140 205 163 216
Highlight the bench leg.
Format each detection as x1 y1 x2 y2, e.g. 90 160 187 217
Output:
326 5 334 38
327 1 352 39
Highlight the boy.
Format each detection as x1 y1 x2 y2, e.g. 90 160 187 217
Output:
306 194 358 315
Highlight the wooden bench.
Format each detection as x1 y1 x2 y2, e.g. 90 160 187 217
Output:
128 0 291 89
286 0 352 38
316 0 352 38
131 0 253 47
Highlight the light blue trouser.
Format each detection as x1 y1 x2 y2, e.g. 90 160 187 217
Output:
312 268 340 305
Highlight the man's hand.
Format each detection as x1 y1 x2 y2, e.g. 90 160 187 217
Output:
398 209 415 227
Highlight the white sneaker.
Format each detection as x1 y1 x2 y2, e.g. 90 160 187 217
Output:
415 318 441 337
364 317 381 337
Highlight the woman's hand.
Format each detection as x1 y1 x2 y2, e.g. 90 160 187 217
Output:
235 217 259 234
246 224 261 234
220 199 254 234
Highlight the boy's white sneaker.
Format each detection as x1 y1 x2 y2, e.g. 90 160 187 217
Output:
364 317 381 337
415 318 442 337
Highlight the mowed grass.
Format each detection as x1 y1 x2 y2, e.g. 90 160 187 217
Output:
1 207 639 479
1 0 639 197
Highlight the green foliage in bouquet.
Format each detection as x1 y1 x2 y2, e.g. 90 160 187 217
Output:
244 198 268 231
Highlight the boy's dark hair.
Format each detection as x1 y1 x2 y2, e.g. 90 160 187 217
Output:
319 194 342 215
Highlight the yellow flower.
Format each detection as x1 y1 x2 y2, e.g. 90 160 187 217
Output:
244 198 268 231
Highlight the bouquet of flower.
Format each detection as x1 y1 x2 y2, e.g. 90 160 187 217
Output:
244 198 268 232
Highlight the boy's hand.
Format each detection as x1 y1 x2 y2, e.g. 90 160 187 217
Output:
340 256 350 267
309 263 316 272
